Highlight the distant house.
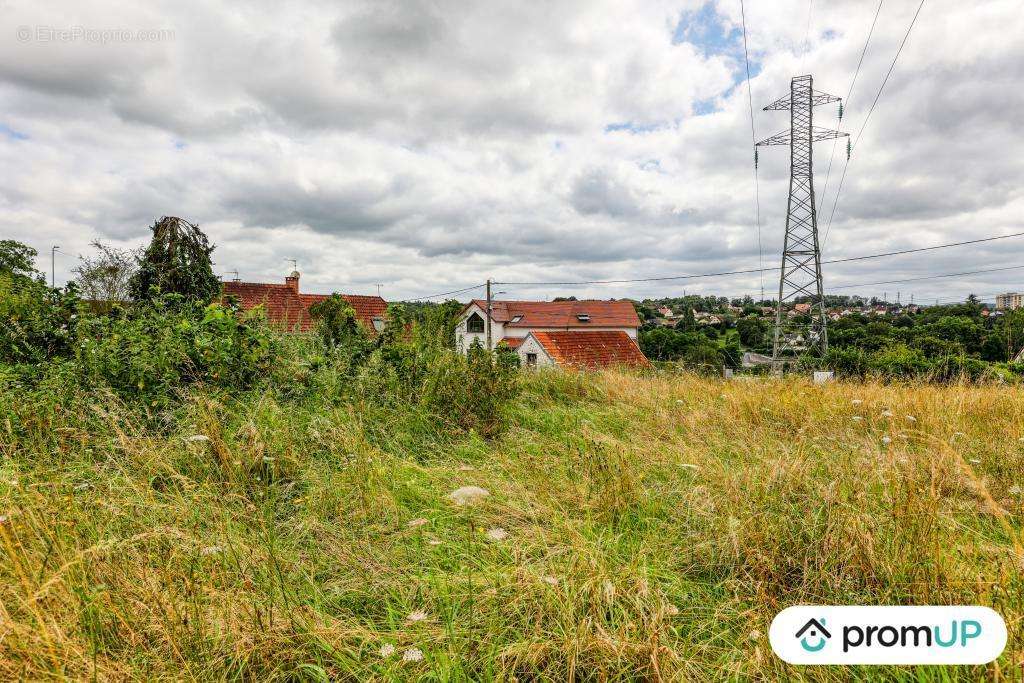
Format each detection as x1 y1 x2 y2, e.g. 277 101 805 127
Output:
657 306 675 318
455 299 648 369
695 312 722 325
222 271 387 333
793 302 811 314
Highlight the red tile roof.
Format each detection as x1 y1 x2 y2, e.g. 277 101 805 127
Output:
499 337 525 349
529 331 650 369
466 299 640 329
222 278 387 333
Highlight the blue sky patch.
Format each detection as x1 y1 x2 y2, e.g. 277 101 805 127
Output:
1 123 29 141
673 2 761 91
605 121 672 135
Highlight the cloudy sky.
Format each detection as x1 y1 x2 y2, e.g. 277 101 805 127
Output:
2 0 1022 304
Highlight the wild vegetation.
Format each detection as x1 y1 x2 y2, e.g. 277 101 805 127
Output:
637 294 1024 380
1 229 1022 679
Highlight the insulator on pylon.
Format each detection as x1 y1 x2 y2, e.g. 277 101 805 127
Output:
754 148 759 169
838 102 844 120
846 138 852 160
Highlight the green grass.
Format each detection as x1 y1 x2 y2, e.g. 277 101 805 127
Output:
1 370 1022 680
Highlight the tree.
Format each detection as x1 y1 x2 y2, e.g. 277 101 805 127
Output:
308 294 368 350
129 217 220 304
736 315 767 349
0 240 39 280
675 307 696 332
73 240 141 308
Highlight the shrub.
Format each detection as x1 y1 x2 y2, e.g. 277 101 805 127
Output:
0 274 81 365
308 294 373 358
74 296 277 406
820 346 869 378
679 344 723 375
868 344 930 379
419 345 519 437
928 355 989 383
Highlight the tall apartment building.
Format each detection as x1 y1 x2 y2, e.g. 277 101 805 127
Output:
996 292 1023 310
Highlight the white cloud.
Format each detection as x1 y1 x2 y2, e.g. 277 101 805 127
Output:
1 0 1022 303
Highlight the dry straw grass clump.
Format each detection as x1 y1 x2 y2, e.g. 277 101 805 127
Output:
0 369 1022 679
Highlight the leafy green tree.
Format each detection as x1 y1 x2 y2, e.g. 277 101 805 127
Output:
736 315 767 349
129 217 220 304
412 299 463 350
73 240 141 309
0 240 39 280
675 307 696 332
681 344 723 374
309 294 369 350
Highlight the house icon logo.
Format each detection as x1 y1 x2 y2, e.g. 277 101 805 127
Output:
795 618 831 652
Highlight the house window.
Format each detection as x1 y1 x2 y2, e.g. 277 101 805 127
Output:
525 353 537 367
466 312 485 333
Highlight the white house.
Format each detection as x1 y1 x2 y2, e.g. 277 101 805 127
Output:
455 299 648 369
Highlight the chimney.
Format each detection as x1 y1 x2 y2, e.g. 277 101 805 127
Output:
285 270 300 292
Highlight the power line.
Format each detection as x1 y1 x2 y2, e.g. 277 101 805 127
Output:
799 0 814 72
739 0 764 300
822 0 926 248
817 0 884 226
493 230 1024 287
829 264 1024 291
405 282 486 301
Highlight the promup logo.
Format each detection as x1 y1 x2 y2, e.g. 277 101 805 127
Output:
770 606 1006 665
795 618 831 652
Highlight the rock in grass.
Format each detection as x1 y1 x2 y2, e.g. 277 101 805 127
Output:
185 434 210 443
448 486 489 506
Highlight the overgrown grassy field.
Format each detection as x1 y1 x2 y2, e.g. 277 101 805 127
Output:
1 370 1022 680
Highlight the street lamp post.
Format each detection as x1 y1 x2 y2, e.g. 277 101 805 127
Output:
51 245 60 288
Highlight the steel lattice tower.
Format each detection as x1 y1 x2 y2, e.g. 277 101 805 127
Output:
757 75 848 361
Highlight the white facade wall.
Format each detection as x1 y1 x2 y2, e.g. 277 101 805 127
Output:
454 304 504 351
515 334 555 367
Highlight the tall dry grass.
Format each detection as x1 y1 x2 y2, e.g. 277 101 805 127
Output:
0 370 1022 680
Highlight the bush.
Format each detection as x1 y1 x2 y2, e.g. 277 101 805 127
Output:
308 294 374 366
74 296 278 407
420 345 519 436
868 344 930 379
820 346 869 378
928 355 989 383
679 344 723 375
0 274 81 365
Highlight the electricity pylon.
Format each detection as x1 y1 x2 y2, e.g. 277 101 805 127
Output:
757 75 848 361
